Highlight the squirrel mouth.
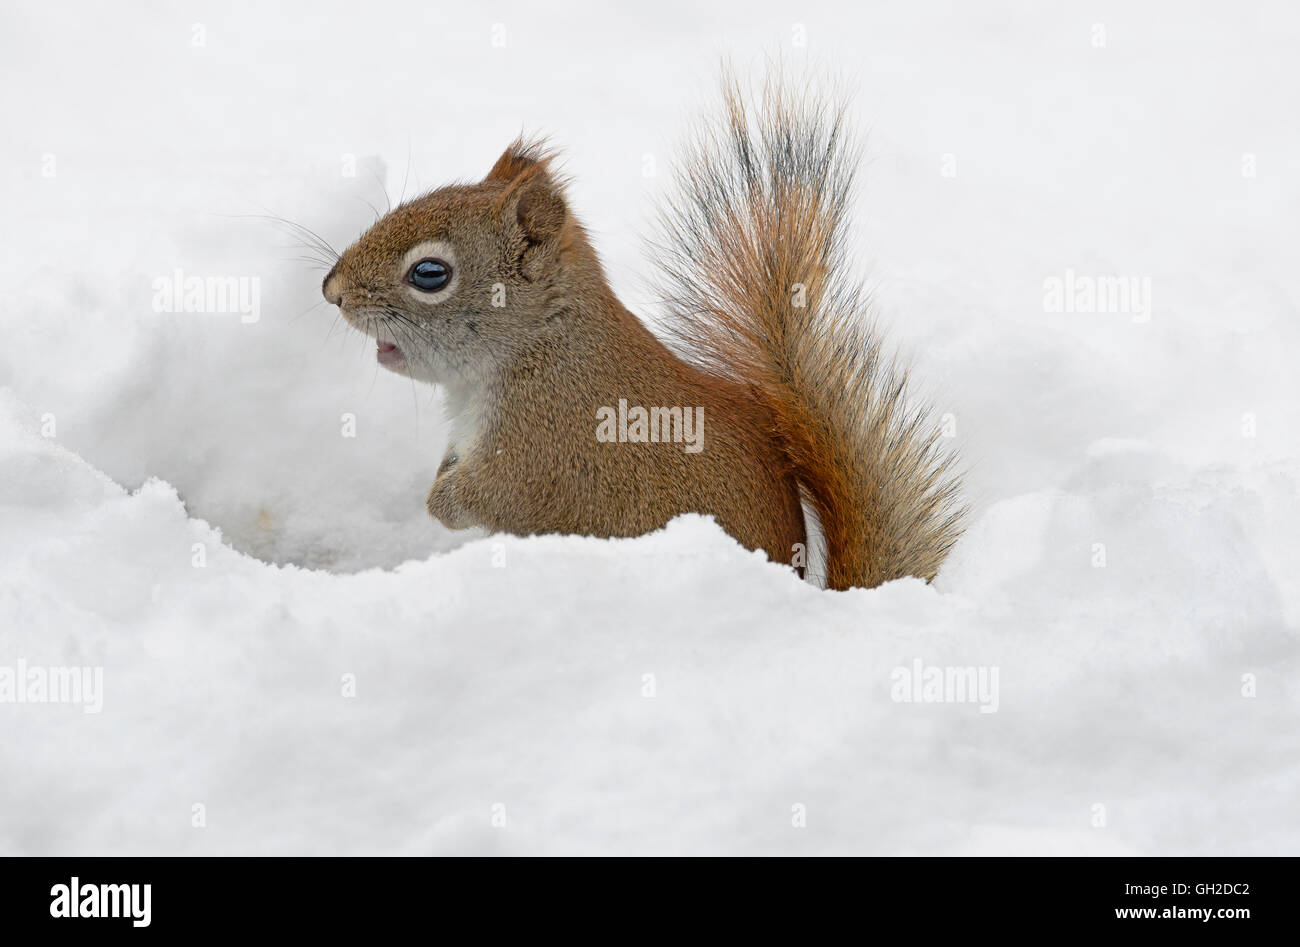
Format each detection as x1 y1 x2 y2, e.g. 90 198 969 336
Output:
376 340 404 366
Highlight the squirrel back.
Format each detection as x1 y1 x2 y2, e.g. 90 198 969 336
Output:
322 70 962 590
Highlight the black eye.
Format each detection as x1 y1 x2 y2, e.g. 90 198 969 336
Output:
408 258 451 292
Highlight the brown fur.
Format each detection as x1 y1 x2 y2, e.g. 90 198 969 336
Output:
321 72 962 589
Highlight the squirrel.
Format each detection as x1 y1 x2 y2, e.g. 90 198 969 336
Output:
321 72 963 590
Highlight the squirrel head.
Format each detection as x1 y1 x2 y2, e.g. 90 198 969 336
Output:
323 139 582 384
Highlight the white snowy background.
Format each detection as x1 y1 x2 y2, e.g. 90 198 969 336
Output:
2 0 1297 855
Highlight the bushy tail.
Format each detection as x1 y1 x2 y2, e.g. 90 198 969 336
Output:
652 69 964 590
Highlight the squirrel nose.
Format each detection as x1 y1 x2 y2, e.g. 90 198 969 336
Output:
322 265 342 306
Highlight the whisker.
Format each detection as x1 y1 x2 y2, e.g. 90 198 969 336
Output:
399 141 412 206
357 195 383 224
221 212 342 264
371 167 392 214
289 300 329 324
284 254 337 271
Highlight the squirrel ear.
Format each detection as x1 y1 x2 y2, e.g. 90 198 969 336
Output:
495 173 567 287
487 139 567 252
509 171 567 246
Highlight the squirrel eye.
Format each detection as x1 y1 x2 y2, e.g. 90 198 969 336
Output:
408 258 451 292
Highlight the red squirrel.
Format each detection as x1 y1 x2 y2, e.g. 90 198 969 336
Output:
321 73 963 589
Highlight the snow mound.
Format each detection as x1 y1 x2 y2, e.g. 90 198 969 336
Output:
1 393 1295 855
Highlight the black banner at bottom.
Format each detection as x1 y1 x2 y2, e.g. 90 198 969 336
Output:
0 856 1282 935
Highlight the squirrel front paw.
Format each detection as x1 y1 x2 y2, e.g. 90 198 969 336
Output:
426 475 476 530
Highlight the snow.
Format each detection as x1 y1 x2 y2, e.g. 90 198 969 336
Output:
2 1 1297 854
